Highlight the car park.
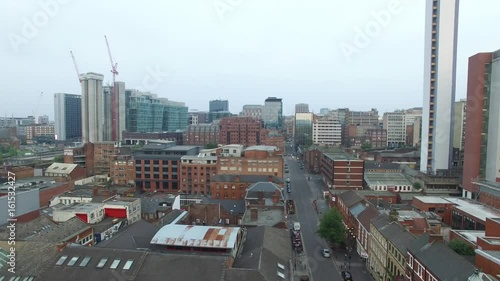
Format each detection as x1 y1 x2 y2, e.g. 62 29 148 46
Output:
320 249 331 258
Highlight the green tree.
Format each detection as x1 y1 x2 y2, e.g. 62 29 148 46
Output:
317 208 345 246
413 182 422 190
448 239 475 256
53 155 64 163
361 142 372 151
204 143 218 149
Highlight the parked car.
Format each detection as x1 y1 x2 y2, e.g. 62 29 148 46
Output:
320 249 331 258
341 271 353 281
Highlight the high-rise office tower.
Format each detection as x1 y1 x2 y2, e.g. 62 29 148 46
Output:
420 0 460 173
262 97 283 130
80 72 105 143
295 103 309 113
54 93 81 141
103 82 126 141
209 99 229 112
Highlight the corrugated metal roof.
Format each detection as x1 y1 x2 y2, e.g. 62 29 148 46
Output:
150 225 241 249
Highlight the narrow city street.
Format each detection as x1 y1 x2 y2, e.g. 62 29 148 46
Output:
286 155 342 281
285 149 374 281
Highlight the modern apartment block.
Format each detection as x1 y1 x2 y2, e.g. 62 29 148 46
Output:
54 93 81 141
383 111 406 148
262 97 283 130
420 0 460 173
125 90 188 133
312 116 342 146
219 116 263 146
80 72 105 143
241 105 263 120
462 52 494 197
183 124 220 146
295 103 309 113
209 99 229 112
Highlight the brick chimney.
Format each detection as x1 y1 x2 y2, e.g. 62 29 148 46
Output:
258 191 265 205
56 242 68 252
250 208 258 221
93 188 99 197
272 190 280 204
268 175 273 182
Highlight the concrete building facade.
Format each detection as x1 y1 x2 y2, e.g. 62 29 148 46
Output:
312 116 342 146
54 93 81 141
420 0 460 173
80 72 105 143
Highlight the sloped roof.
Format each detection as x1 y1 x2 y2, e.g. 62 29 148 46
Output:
246 182 283 200
357 205 380 230
338 190 363 208
150 225 241 249
96 220 159 250
379 222 417 254
408 235 477 280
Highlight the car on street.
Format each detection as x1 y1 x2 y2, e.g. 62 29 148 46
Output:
320 249 331 258
341 271 353 281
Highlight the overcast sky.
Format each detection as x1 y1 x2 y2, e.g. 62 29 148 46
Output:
2 0 500 120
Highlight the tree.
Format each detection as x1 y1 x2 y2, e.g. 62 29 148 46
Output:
361 142 372 151
317 208 345 246
204 143 218 149
53 155 64 163
448 239 475 256
413 182 422 190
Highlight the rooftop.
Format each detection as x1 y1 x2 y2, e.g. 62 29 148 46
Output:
212 174 284 184
364 161 401 170
364 172 412 186
444 197 500 222
53 202 103 213
0 176 64 191
150 225 241 249
244 145 278 152
379 222 417 254
452 230 486 245
323 151 359 161
350 202 368 218
413 196 453 204
0 241 61 277
96 219 160 250
242 208 285 227
34 246 227 281
45 163 79 175
337 190 364 208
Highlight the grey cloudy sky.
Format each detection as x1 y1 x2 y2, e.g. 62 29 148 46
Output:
1 0 500 120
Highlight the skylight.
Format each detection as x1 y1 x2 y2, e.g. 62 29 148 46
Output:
79 256 91 267
13 277 21 281
123 260 134 270
110 259 121 269
67 256 79 266
96 258 108 269
55 255 68 266
277 271 285 279
277 263 285 270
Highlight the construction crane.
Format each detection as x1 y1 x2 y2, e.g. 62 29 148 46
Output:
104 35 119 141
70 51 82 84
33 92 43 119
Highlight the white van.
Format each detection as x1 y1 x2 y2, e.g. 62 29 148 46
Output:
286 178 291 183
293 222 301 231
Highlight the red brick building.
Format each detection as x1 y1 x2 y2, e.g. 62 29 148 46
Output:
0 166 34 179
303 147 325 174
320 151 364 190
109 155 136 186
210 175 283 199
412 196 455 225
64 143 94 176
179 153 217 195
217 146 284 179
219 116 263 146
462 52 493 196
365 128 387 149
335 190 363 230
183 124 220 146
260 129 285 153
475 218 500 275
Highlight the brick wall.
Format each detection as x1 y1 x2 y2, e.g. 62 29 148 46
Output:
39 182 73 207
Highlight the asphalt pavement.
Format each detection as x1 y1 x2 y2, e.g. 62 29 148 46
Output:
286 156 343 281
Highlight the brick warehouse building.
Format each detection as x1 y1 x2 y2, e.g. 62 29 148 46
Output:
210 174 284 199
219 116 264 146
183 124 220 146
179 151 217 195
217 146 284 179
320 150 364 190
134 142 200 192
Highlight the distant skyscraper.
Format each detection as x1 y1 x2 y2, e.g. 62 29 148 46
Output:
209 99 229 112
262 97 283 130
295 103 309 113
420 0 459 173
54 93 81 141
80 72 105 143
241 105 263 120
38 115 49 125
294 112 314 147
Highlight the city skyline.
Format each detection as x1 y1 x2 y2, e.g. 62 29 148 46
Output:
2 0 500 119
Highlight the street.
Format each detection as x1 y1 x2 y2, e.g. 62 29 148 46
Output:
286 152 374 281
286 156 342 281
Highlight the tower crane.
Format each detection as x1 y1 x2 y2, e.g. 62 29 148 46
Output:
104 35 119 141
33 92 43 120
70 50 82 84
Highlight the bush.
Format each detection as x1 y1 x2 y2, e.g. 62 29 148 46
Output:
448 239 475 256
